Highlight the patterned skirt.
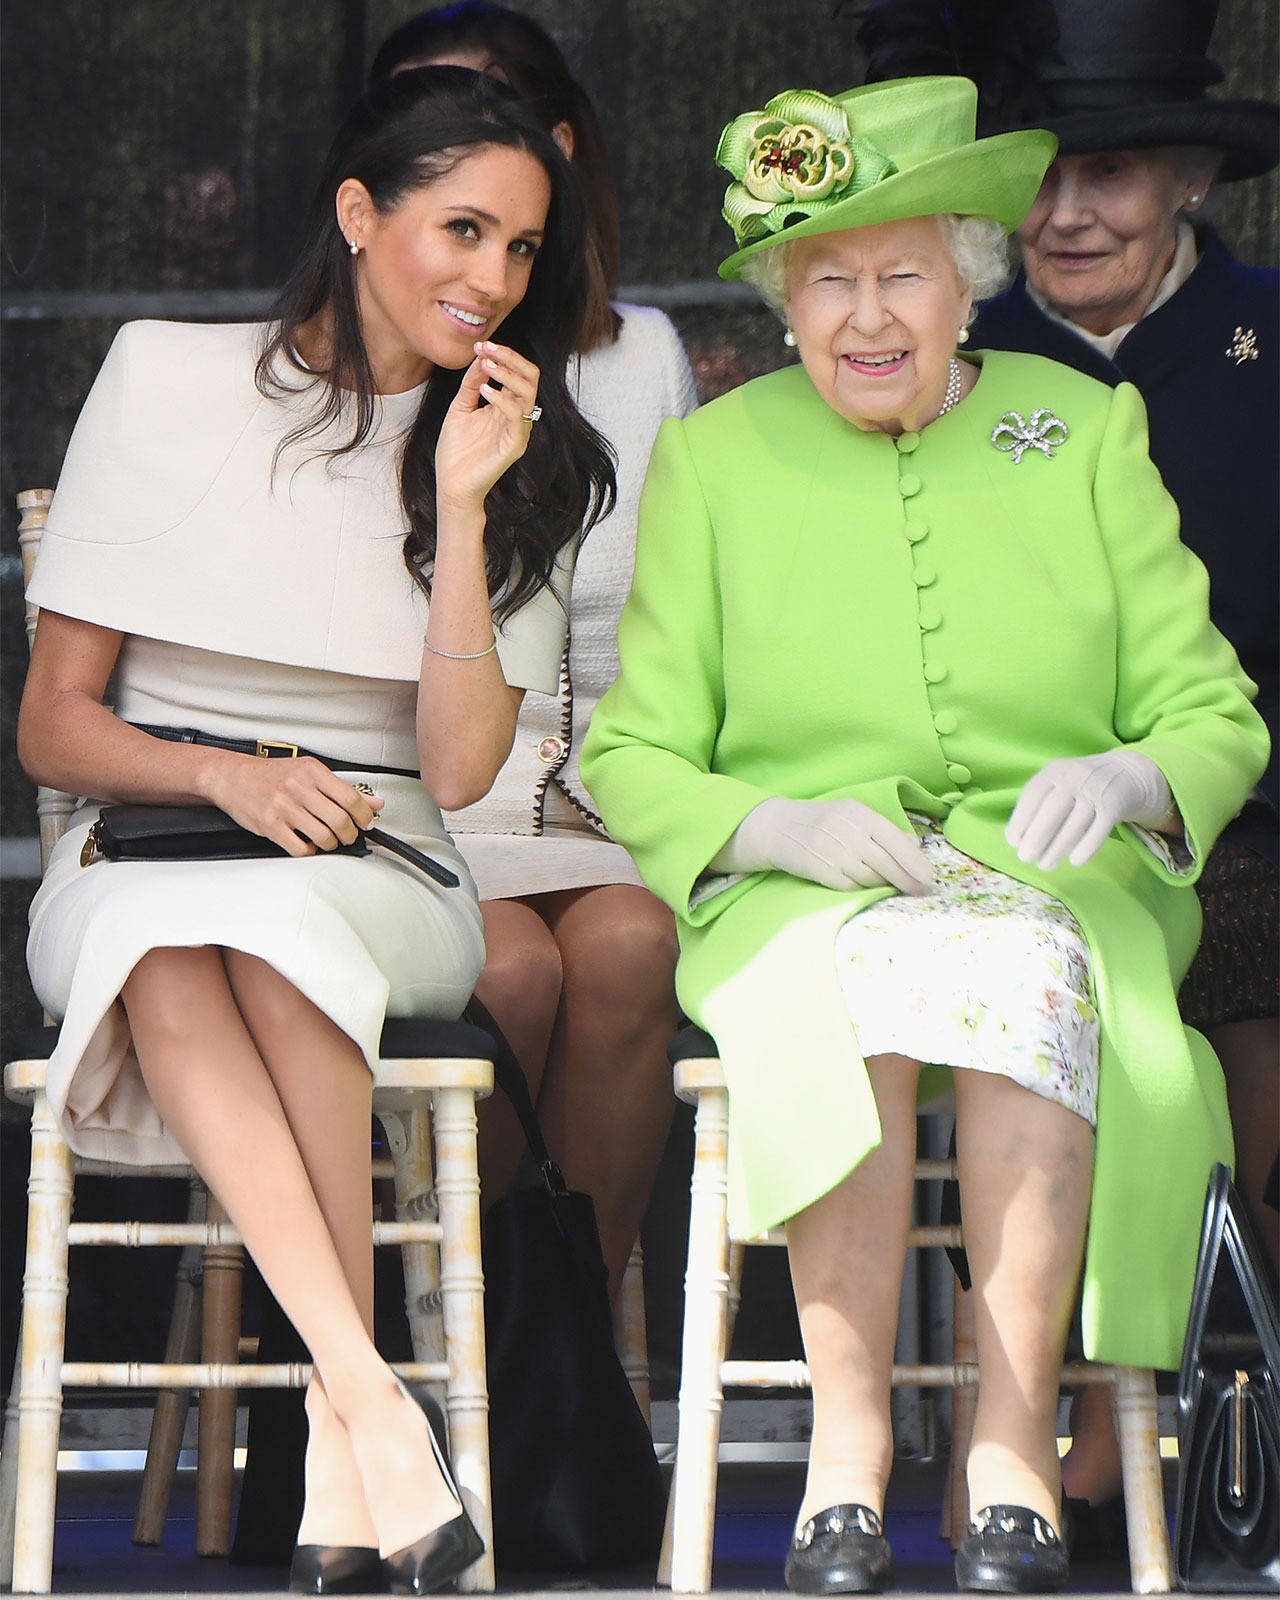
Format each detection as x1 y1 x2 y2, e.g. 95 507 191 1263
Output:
1178 827 1279 1029
836 818 1099 1125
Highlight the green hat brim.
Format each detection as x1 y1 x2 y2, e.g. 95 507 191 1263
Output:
717 128 1057 280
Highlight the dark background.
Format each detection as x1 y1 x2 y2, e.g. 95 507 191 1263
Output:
2 0 1277 1401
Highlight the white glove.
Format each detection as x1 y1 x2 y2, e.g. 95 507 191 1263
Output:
1006 750 1176 870
711 797 934 896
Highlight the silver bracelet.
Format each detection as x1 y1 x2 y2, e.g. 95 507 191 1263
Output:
423 635 498 660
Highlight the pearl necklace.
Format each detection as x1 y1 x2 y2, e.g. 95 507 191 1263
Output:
936 357 963 419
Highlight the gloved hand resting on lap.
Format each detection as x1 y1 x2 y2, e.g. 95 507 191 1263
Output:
711 796 934 896
1006 750 1177 871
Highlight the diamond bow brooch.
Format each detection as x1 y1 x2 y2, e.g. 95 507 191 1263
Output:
990 409 1069 463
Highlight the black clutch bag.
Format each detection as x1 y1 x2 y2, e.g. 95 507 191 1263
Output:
81 803 459 887
1175 1163 1280 1593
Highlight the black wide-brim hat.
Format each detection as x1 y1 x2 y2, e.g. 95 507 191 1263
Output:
854 0 1279 182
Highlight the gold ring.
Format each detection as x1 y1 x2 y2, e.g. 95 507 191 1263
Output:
522 405 543 423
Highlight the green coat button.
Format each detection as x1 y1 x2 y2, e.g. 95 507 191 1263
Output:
924 660 948 683
933 711 957 735
896 432 920 453
898 473 922 496
918 607 941 630
912 563 936 586
947 762 971 783
904 519 928 543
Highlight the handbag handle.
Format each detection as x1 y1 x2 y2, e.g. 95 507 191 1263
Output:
1180 1163 1280 1401
463 995 568 1197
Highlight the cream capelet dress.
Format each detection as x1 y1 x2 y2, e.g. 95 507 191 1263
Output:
25 320 571 1168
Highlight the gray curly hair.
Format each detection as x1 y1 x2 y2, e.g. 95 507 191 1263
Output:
739 214 1010 328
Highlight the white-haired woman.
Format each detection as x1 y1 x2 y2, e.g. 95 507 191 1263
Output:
582 75 1266 1594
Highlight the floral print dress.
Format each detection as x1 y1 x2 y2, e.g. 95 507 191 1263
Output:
835 817 1099 1124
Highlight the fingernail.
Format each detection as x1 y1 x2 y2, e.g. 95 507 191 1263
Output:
483 340 499 352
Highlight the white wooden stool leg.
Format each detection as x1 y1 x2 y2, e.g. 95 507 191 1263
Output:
381 1108 448 1417
946 1282 978 1549
12 1090 74 1595
195 1193 242 1556
430 1091 493 1593
670 1084 732 1595
614 1242 652 1428
1112 1366 1172 1594
133 1184 205 1545
0 1325 25 1584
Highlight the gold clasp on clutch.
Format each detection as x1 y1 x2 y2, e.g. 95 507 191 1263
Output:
256 740 299 759
1231 1370 1249 1505
80 821 103 867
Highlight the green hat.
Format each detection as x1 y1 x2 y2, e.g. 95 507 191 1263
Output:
716 75 1056 280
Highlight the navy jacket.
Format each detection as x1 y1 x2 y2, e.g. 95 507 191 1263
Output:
974 229 1278 814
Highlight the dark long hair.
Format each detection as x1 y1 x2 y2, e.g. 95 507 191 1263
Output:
370 3 622 350
257 66 615 624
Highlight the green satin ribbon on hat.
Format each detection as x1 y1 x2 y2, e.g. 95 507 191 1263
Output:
716 88 896 247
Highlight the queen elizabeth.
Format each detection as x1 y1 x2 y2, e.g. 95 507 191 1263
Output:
581 75 1267 1594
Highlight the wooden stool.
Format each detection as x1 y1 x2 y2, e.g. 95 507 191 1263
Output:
658 1027 1172 1595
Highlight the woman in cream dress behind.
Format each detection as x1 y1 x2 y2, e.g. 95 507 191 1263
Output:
374 2 697 1295
20 67 613 1595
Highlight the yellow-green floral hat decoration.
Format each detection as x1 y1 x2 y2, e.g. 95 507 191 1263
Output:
716 89 895 247
716 75 1057 279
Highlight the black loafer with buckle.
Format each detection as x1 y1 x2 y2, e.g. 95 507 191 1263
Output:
784 1503 895 1594
956 1504 1069 1593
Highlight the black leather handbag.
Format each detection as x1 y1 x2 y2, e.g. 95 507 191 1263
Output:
81 802 459 886
1175 1163 1280 1593
472 998 667 1572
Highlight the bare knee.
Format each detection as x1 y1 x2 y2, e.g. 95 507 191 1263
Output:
555 886 680 1010
122 946 226 1035
476 900 564 1035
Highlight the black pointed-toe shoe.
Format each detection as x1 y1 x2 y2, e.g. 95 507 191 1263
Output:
381 1382 485 1595
784 1504 895 1594
288 1544 388 1595
956 1505 1069 1593
382 1511 484 1596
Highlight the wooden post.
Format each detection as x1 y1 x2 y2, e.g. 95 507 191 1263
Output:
133 1183 205 1545
195 1194 242 1556
431 1085 493 1593
11 1091 74 1595
669 1080 731 1595
382 1108 449 1419
1112 1366 1172 1593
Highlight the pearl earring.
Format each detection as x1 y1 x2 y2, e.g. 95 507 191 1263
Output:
957 326 970 344
1189 193 1201 206
783 329 797 347
349 237 360 256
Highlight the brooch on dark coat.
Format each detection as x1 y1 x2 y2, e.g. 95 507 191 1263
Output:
1226 326 1259 364
990 409 1069 463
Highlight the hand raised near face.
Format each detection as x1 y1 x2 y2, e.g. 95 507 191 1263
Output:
203 754 384 858
435 340 541 516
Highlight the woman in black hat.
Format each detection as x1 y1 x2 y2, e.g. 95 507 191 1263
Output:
853 0 1278 1546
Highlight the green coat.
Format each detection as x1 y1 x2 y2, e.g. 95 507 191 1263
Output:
581 350 1268 1371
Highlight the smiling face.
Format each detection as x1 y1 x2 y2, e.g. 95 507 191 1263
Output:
338 142 550 393
1017 150 1198 336
784 215 972 435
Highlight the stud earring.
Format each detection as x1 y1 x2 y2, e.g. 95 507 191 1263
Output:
957 326 970 344
349 237 360 256
1188 193 1201 206
783 329 797 347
